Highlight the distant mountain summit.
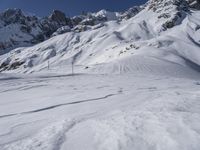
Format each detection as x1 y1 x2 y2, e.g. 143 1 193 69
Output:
0 9 73 54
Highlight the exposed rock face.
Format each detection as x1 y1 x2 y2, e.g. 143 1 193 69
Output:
1 9 23 23
0 9 72 54
49 10 67 23
118 6 144 20
147 0 189 31
148 0 188 11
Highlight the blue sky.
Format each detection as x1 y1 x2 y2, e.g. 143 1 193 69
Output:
0 0 147 17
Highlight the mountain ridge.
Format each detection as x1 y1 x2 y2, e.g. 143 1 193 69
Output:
0 6 143 55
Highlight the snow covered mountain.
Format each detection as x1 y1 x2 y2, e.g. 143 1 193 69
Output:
0 0 200 77
0 9 73 54
0 7 142 55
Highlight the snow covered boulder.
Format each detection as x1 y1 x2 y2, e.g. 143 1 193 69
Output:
52 26 71 36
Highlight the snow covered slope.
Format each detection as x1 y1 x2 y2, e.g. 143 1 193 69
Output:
0 73 200 150
0 0 200 78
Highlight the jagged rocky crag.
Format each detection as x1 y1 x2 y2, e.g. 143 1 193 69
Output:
0 9 73 54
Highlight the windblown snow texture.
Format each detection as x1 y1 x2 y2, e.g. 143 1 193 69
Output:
0 0 200 150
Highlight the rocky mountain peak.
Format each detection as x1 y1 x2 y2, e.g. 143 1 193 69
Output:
147 0 189 12
48 10 69 24
147 0 200 11
0 8 27 24
2 8 23 18
146 0 189 31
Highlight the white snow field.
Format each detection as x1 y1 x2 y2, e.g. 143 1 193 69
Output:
1 0 200 149
0 72 200 150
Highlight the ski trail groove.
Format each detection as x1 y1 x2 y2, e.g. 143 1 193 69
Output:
0 93 120 119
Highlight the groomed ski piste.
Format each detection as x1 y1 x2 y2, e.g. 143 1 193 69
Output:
0 0 200 149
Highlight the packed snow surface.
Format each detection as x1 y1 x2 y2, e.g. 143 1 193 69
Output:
0 72 200 150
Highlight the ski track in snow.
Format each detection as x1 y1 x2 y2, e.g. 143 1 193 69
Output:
0 73 200 150
0 93 119 119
